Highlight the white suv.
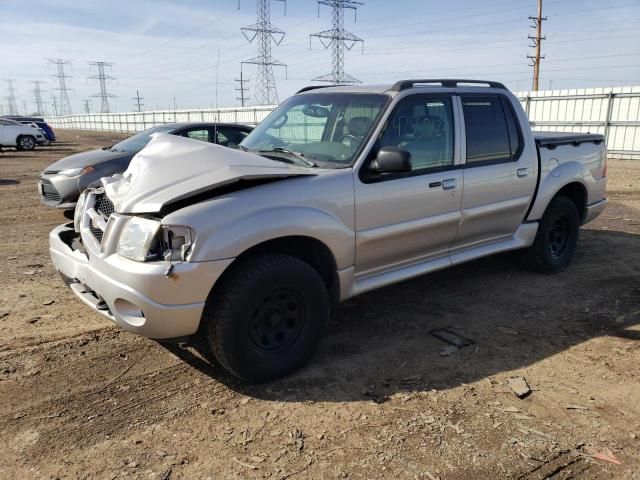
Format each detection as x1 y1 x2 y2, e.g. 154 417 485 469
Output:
0 118 43 150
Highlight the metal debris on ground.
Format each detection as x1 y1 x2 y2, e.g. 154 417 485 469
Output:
430 327 475 347
507 376 531 398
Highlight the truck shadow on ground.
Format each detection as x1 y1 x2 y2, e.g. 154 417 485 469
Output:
163 228 640 403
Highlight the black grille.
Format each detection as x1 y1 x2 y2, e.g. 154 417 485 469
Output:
89 194 115 244
40 178 61 202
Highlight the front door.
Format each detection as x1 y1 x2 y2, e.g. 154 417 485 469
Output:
354 94 463 276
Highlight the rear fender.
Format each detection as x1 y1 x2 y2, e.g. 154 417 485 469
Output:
527 160 589 221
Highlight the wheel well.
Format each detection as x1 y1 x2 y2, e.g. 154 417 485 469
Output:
221 236 339 304
555 182 587 222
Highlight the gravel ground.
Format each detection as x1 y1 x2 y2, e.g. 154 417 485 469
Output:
0 130 639 479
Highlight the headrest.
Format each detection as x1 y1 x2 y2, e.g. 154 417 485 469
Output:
348 117 372 137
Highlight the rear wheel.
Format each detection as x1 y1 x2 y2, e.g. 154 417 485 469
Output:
16 135 36 151
204 254 329 383
518 196 579 273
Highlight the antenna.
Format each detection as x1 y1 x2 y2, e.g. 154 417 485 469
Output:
235 65 250 107
241 0 287 105
88 61 116 113
527 0 547 92
310 0 364 84
132 90 144 112
47 58 73 115
31 81 46 115
3 79 19 115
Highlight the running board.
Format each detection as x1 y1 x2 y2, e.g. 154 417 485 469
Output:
351 223 538 297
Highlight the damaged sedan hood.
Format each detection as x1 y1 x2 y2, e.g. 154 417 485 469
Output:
102 133 316 214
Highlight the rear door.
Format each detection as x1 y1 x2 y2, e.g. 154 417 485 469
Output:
0 120 17 145
354 94 463 276
451 94 537 251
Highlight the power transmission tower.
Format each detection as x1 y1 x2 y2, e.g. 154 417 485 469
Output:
310 1 364 84
3 79 19 115
133 90 144 112
241 0 287 105
51 95 59 116
88 61 116 113
235 67 250 107
31 81 46 114
48 58 73 115
82 99 91 114
527 0 547 92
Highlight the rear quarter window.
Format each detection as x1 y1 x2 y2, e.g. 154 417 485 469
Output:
462 96 521 164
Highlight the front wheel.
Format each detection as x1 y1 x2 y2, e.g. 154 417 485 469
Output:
16 135 36 151
204 254 329 383
518 196 579 273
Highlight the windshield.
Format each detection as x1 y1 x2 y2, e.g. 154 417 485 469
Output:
241 93 388 167
111 125 176 152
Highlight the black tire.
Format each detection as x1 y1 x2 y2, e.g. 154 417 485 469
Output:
518 196 579 273
204 254 329 383
16 135 36 151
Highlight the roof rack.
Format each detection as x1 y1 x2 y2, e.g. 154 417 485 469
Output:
390 79 507 91
296 85 343 94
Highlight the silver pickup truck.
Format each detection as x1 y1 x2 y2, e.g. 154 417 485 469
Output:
49 79 607 382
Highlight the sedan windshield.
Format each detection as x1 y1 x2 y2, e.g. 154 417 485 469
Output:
111 125 176 153
241 92 388 167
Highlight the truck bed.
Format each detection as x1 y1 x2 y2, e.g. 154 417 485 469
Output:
534 131 605 148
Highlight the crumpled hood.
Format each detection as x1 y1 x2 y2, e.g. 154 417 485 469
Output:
103 133 316 214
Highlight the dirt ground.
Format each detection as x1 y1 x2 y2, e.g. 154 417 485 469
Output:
0 130 639 480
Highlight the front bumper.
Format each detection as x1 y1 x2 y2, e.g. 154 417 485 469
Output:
49 223 233 339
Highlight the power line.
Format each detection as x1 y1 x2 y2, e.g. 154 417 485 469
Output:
48 58 73 115
31 81 46 115
235 66 249 107
3 79 18 116
310 1 364 84
133 90 144 112
88 61 116 113
241 0 287 105
528 0 547 91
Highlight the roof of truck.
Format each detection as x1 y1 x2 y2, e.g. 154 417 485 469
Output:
296 79 508 95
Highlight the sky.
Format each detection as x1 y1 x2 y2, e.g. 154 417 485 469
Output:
1 0 639 115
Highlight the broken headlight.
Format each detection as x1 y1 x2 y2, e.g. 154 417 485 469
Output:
158 225 194 262
117 218 193 263
117 217 161 262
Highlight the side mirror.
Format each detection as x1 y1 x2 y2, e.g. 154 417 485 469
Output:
370 146 412 173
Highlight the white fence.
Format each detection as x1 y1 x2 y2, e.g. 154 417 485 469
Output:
46 85 640 159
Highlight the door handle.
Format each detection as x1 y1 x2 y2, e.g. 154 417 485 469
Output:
517 168 528 177
442 178 457 190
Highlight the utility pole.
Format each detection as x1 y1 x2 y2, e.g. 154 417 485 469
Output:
241 0 287 105
48 58 73 115
82 99 91 114
88 61 116 113
132 90 144 112
311 1 364 85
31 81 46 115
3 79 19 115
235 66 250 107
527 0 546 92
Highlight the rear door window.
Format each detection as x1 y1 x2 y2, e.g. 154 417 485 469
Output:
462 96 518 164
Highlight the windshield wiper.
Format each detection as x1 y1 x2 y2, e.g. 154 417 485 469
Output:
258 147 316 167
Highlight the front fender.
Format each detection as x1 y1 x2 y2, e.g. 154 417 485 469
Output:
527 160 591 221
187 205 355 270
